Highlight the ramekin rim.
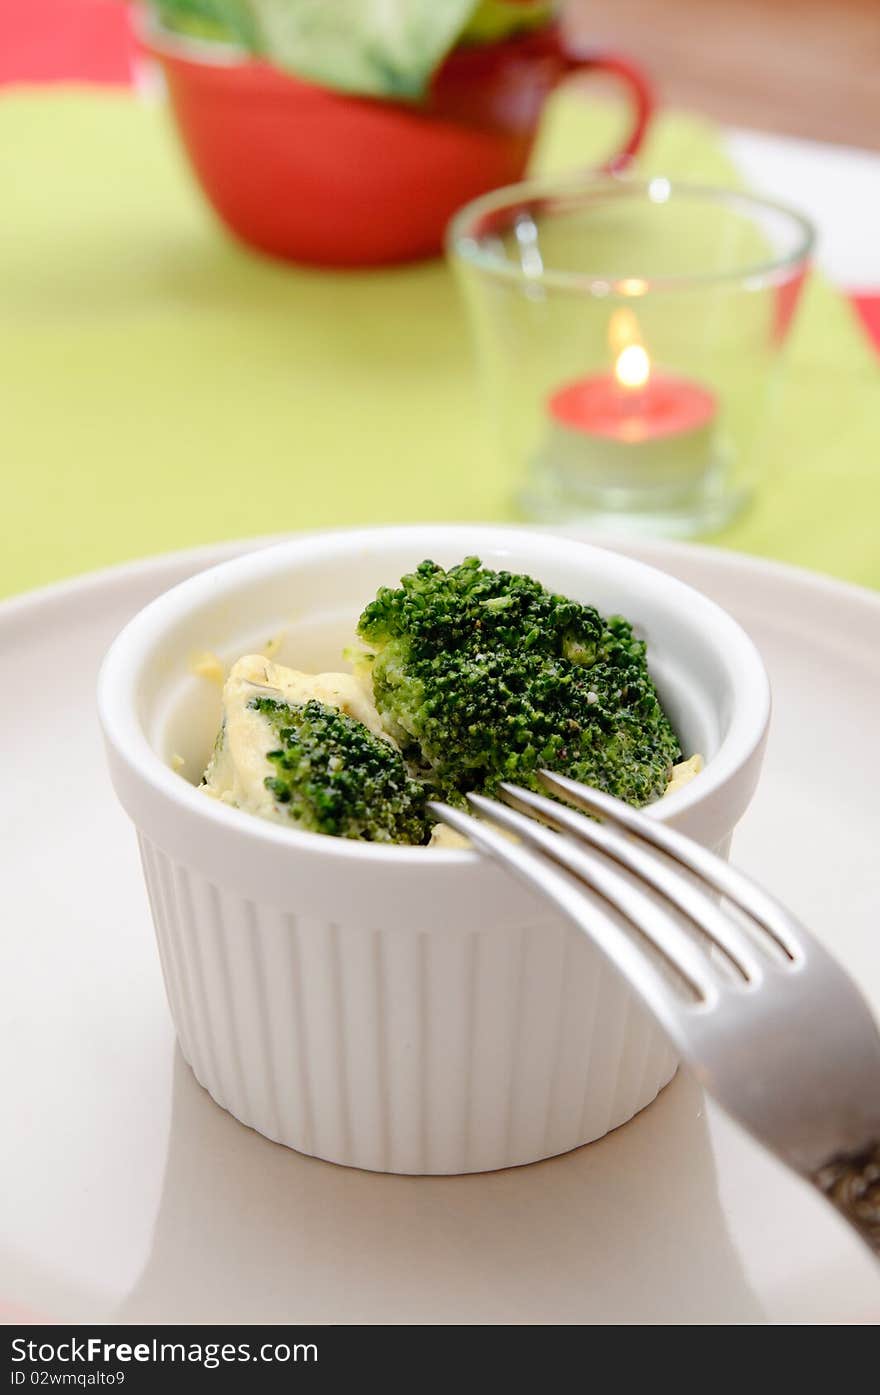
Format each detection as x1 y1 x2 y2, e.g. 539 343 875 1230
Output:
97 524 771 866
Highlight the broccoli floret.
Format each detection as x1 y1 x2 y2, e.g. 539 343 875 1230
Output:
252 696 430 844
357 557 680 808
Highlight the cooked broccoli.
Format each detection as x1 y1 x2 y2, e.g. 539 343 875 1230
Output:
357 556 680 808
252 696 430 844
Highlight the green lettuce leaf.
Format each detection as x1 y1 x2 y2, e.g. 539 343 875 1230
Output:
461 1 556 45
151 1 556 98
244 0 479 98
153 0 260 47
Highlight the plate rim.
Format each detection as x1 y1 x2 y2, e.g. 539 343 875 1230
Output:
1 530 879 628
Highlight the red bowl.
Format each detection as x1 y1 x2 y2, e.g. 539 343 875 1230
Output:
143 22 653 267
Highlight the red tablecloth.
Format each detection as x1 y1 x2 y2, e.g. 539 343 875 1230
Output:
0 0 133 85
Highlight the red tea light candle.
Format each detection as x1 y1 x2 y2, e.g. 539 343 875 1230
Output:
543 345 717 494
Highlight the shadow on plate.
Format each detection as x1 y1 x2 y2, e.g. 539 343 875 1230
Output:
115 1048 763 1324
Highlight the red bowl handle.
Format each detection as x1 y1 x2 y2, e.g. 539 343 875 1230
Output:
552 37 655 171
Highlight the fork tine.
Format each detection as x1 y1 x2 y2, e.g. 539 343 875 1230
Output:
447 793 730 1004
538 770 803 963
497 780 765 984
427 801 706 1035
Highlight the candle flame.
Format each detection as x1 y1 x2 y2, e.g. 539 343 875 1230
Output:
615 343 651 391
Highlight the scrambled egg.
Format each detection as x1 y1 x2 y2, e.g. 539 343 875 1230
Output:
190 650 226 686
664 753 704 796
202 655 388 821
191 633 286 688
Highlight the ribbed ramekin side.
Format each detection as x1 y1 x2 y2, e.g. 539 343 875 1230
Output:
138 838 677 1174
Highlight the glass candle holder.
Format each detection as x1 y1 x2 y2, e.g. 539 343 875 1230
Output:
448 177 815 537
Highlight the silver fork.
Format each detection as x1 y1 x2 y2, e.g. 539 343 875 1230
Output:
428 773 880 1260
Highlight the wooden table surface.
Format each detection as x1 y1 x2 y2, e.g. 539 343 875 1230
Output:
570 0 880 150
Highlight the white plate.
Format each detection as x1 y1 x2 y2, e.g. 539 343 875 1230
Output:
1 536 878 1325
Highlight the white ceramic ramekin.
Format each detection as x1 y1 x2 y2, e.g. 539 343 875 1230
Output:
98 526 770 1174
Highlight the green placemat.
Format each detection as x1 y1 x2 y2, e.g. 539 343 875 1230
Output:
1 85 877 597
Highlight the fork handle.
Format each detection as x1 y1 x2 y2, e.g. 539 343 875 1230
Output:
811 1141 880 1257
